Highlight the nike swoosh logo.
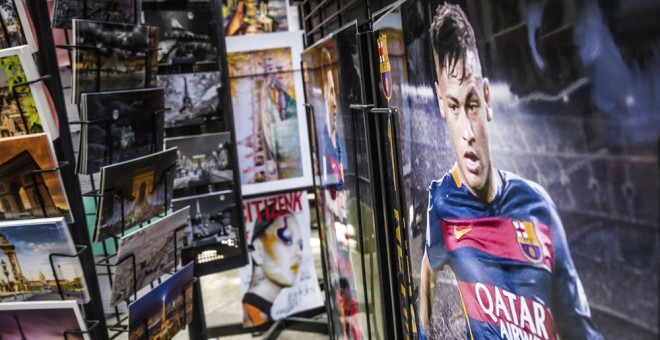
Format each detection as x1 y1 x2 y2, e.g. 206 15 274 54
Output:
454 225 472 240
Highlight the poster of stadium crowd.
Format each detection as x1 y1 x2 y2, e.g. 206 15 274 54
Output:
372 1 658 339
238 190 323 327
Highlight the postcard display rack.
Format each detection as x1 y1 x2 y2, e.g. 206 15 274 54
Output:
2 1 250 340
0 0 110 338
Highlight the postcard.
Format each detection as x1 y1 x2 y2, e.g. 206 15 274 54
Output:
0 0 35 50
110 207 189 307
148 26 159 87
0 47 57 139
165 132 233 197
128 261 193 340
0 133 72 222
226 32 312 195
81 88 165 174
0 218 90 304
173 191 246 274
53 0 138 29
0 300 89 340
94 147 177 242
72 20 158 103
223 0 288 36
142 3 218 71
158 72 222 131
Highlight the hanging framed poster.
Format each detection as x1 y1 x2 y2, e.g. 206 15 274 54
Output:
374 0 659 339
226 31 312 196
222 0 289 36
302 21 382 339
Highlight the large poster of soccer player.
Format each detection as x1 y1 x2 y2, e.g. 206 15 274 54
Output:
375 1 659 339
302 22 371 339
227 32 312 196
371 6 417 337
238 190 323 327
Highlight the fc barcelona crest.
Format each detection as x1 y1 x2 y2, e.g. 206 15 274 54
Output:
377 34 392 102
513 220 543 263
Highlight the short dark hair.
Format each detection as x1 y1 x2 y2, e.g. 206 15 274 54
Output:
250 205 291 246
429 3 479 80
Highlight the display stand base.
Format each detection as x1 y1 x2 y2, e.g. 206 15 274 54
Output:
263 316 329 339
206 306 328 339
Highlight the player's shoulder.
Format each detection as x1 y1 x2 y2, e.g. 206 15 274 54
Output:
428 170 455 197
501 170 556 209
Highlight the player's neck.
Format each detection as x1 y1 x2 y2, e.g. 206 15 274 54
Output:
486 166 502 203
465 164 501 203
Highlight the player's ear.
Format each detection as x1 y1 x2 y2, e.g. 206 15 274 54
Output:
483 77 493 121
251 239 264 266
435 81 446 119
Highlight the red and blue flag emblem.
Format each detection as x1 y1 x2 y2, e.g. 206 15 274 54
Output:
377 34 392 102
514 220 543 263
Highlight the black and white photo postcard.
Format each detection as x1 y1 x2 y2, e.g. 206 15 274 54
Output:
53 0 138 29
173 191 245 274
72 20 158 103
142 3 218 71
165 132 233 198
158 71 222 131
81 88 165 174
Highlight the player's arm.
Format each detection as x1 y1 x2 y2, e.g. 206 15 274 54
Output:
419 185 445 339
419 250 437 338
548 203 603 339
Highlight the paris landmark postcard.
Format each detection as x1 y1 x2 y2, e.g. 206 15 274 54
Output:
110 207 188 307
0 300 89 339
0 217 90 304
80 87 165 174
0 133 72 222
94 147 177 242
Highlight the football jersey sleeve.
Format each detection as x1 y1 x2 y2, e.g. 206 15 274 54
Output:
425 181 449 271
548 200 603 339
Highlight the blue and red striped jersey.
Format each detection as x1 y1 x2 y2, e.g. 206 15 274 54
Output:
426 167 602 340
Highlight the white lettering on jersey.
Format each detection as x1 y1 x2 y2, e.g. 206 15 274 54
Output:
474 284 550 340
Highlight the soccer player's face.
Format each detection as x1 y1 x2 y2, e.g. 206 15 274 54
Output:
435 53 493 195
324 69 338 138
260 214 303 287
